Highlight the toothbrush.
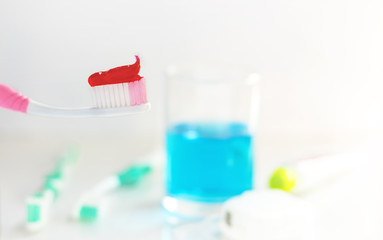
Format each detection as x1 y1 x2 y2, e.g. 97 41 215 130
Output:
26 191 55 232
0 56 150 118
73 164 152 222
26 145 79 232
269 151 363 194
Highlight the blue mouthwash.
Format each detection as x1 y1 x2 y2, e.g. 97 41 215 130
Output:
166 122 254 203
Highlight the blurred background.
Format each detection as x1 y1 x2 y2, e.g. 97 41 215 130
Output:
1 0 383 239
0 0 382 140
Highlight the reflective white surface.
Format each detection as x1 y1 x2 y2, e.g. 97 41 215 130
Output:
1 135 382 239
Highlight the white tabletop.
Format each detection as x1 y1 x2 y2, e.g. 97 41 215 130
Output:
1 135 383 240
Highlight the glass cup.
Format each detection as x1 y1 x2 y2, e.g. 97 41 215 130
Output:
163 66 259 218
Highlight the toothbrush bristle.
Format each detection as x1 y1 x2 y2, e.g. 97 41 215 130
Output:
91 78 147 108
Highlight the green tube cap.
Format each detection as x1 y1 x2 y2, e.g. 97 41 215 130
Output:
269 168 297 192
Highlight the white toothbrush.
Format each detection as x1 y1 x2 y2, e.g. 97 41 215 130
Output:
0 56 150 118
72 164 152 222
26 145 79 232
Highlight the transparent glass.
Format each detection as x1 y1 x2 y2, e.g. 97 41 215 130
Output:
163 65 259 218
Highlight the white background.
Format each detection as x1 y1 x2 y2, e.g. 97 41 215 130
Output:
0 0 382 140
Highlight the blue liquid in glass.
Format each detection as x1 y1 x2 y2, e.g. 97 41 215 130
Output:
166 122 254 203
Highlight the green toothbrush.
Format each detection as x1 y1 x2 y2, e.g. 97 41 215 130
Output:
73 164 152 222
26 145 79 232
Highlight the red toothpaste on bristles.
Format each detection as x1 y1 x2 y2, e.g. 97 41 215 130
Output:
88 56 148 108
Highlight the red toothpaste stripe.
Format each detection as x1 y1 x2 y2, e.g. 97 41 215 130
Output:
88 56 143 87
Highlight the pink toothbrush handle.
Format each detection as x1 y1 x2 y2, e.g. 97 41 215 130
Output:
0 84 29 113
0 83 150 117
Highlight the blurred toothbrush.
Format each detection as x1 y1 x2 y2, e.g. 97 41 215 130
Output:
73 164 152 222
0 56 149 118
268 151 364 194
26 145 79 232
